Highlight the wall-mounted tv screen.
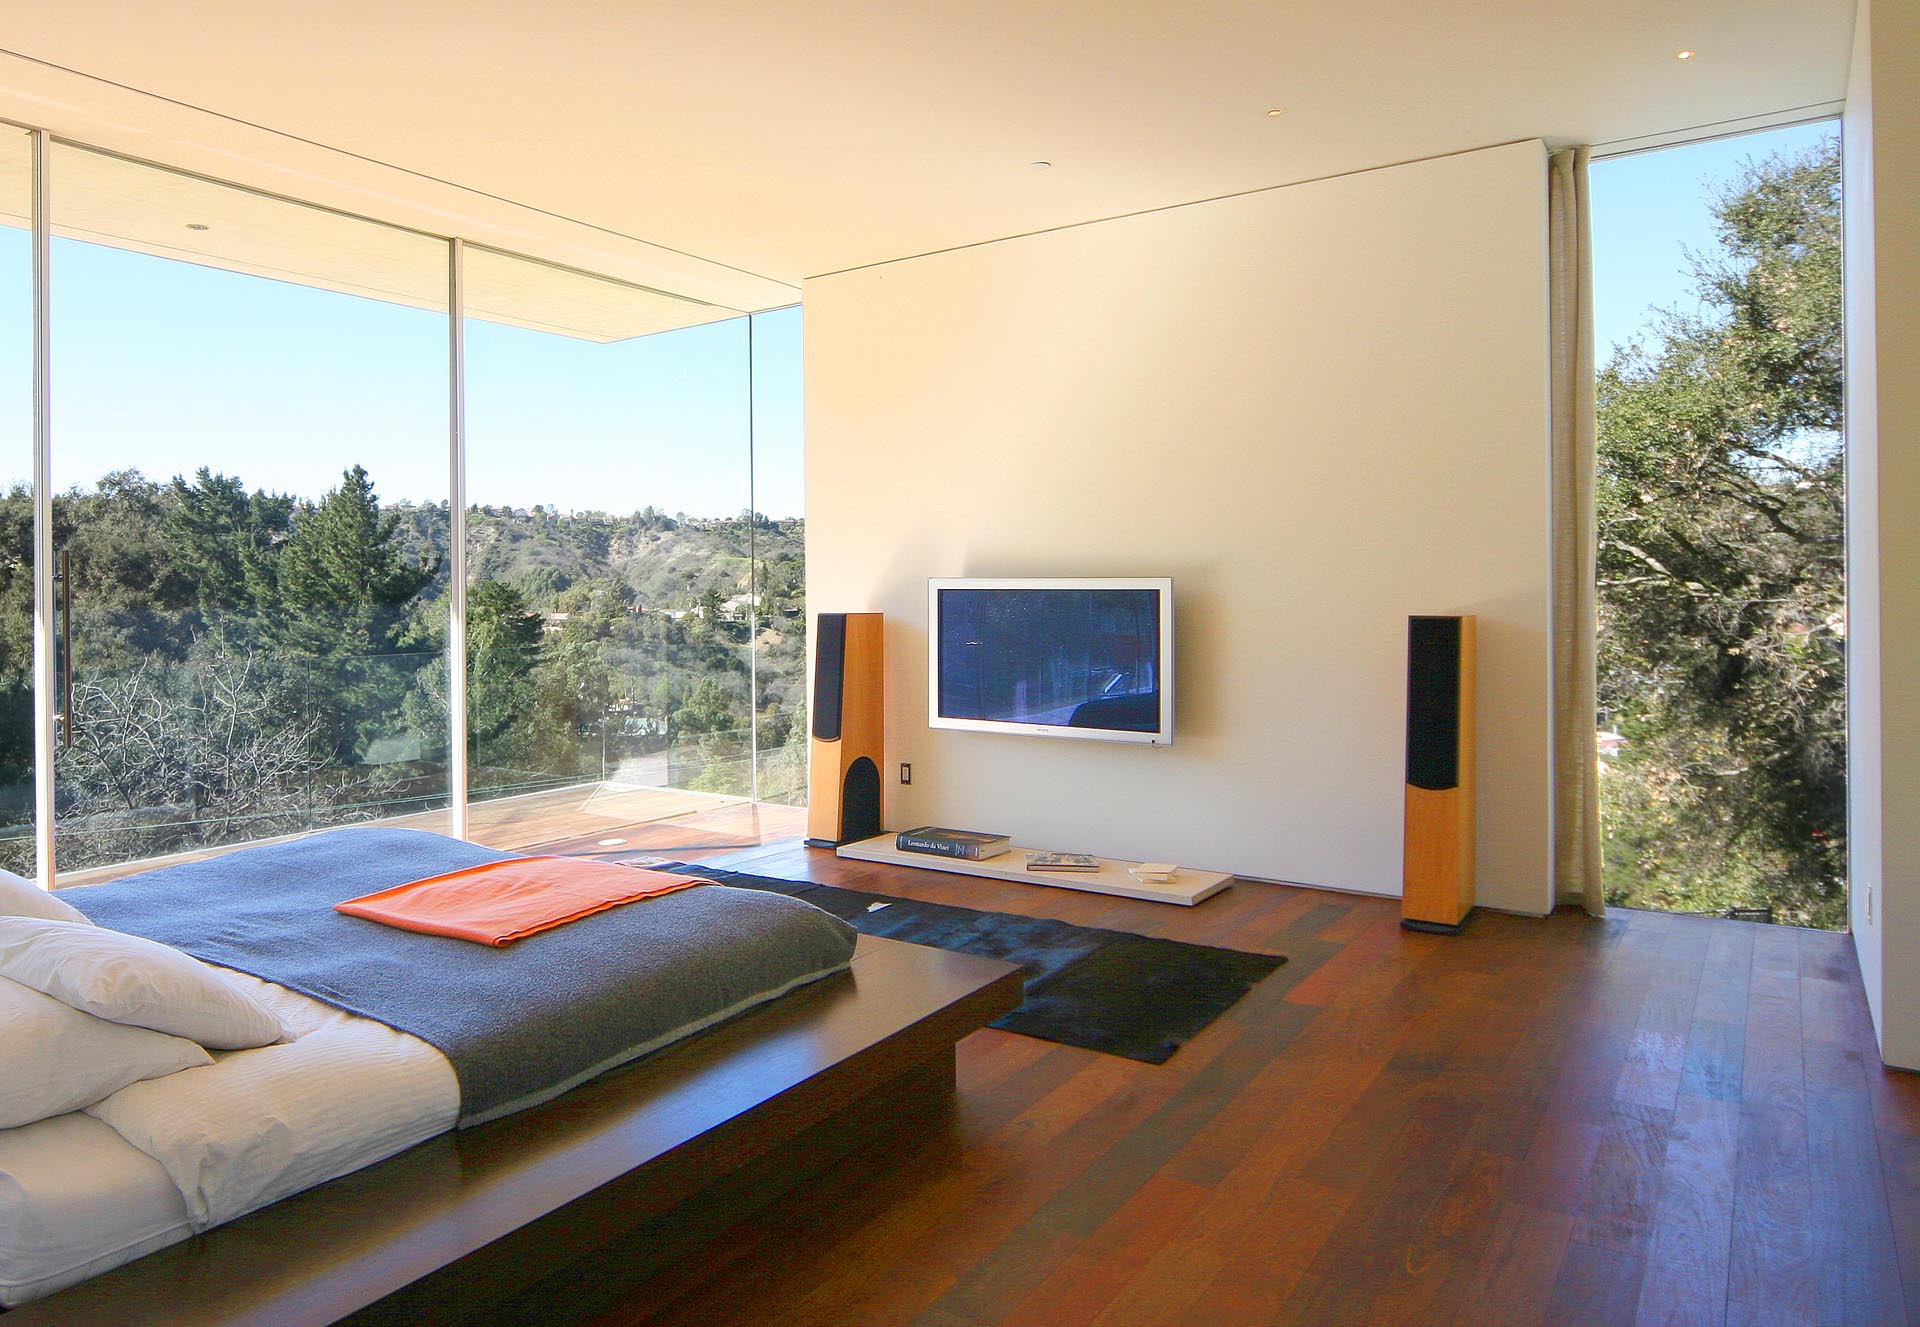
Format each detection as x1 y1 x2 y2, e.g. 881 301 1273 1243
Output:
928 577 1173 744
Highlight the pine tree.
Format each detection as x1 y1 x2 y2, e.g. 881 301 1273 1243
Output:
161 468 293 626
274 465 441 761
467 578 542 773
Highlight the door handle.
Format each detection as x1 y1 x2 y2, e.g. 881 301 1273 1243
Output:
55 547 73 750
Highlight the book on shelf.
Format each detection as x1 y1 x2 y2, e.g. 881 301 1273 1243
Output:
1024 851 1101 872
895 827 1013 861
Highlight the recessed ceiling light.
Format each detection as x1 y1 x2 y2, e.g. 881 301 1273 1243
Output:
1265 108 1287 117
1676 49 1695 60
596 837 627 847
1029 160 1052 169
185 222 210 231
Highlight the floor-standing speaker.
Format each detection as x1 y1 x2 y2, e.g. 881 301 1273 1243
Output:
1402 615 1477 933
806 612 885 848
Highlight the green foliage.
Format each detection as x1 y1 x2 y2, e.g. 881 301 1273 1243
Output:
466 579 541 770
1596 134 1846 929
56 643 391 867
0 452 807 869
162 468 291 615
273 465 444 766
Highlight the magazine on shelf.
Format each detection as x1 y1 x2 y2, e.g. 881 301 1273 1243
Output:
1024 851 1101 872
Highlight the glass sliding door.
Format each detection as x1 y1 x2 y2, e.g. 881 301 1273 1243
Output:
461 247 757 846
747 307 807 807
0 129 31 876
48 144 451 878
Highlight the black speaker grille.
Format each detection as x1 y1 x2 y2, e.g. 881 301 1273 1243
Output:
841 756 882 844
1406 616 1462 792
813 614 847 741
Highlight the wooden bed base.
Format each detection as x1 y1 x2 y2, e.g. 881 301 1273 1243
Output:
6 935 1021 1327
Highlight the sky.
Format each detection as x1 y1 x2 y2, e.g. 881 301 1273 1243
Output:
1591 119 1838 366
1 206 803 518
7 119 1838 518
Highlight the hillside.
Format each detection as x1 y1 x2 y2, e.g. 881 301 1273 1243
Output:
0 469 807 875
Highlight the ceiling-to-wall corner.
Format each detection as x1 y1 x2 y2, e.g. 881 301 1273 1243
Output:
0 49 799 314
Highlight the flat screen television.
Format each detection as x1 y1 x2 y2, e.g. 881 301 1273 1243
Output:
928 577 1173 744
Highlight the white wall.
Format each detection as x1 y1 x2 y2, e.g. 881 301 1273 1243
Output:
1845 0 1920 1070
804 141 1554 913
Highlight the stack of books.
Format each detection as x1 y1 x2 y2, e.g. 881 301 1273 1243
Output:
895 827 1012 861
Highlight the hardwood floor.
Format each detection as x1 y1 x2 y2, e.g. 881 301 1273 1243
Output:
533 840 1919 1327
46 807 1920 1323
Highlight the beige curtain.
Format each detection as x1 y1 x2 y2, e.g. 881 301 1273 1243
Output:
1549 147 1604 918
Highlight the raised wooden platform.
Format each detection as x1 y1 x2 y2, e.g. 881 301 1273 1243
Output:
836 833 1234 906
7 935 1022 1327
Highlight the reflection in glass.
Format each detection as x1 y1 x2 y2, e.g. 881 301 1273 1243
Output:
48 143 451 876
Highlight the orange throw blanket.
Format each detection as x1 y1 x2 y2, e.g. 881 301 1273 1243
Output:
335 857 709 946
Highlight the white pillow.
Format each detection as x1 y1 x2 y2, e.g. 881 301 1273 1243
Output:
0 917 284 1051
0 867 92 925
0 975 212 1129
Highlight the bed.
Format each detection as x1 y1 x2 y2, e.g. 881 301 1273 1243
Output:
0 828 1022 1322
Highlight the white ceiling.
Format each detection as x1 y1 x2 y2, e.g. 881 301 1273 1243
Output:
0 0 1856 306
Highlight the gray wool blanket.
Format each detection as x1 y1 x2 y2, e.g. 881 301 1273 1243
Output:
67 827 858 1125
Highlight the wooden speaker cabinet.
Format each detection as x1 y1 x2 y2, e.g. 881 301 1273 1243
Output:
1402 615 1477 933
806 612 885 848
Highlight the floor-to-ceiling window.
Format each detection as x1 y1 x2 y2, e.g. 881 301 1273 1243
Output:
0 129 31 876
1591 122 1845 928
0 128 805 883
46 144 453 874
462 248 761 837
747 306 806 808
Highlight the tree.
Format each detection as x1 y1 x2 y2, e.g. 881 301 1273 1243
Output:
275 465 442 762
1595 135 1845 927
4 462 808 869
279 466 438 631
467 579 542 773
162 468 293 621
56 643 381 866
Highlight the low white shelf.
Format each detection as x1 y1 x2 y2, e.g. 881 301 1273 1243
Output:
833 834 1233 906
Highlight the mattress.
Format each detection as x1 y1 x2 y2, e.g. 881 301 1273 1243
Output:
71 828 862 1125
0 970 457 1308
8 835 857 1308
0 1113 190 1306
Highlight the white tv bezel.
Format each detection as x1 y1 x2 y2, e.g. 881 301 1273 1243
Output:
927 576 1175 745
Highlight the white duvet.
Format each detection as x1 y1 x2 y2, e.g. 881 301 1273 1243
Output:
0 970 457 1305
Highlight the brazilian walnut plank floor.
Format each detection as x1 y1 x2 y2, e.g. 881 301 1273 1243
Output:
519 841 1918 1327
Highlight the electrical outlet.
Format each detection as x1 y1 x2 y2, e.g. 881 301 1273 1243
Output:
899 762 912 785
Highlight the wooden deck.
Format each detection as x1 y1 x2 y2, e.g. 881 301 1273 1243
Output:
54 785 808 888
513 841 1920 1327
451 784 806 860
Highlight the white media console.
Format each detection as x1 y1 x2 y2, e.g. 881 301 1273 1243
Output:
834 834 1233 906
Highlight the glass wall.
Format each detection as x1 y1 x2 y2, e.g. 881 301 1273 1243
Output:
0 129 31 876
1590 123 1846 927
748 307 807 806
0 129 805 881
462 248 793 839
48 143 451 874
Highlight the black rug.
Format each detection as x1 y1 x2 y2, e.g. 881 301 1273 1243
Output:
656 863 1286 1064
